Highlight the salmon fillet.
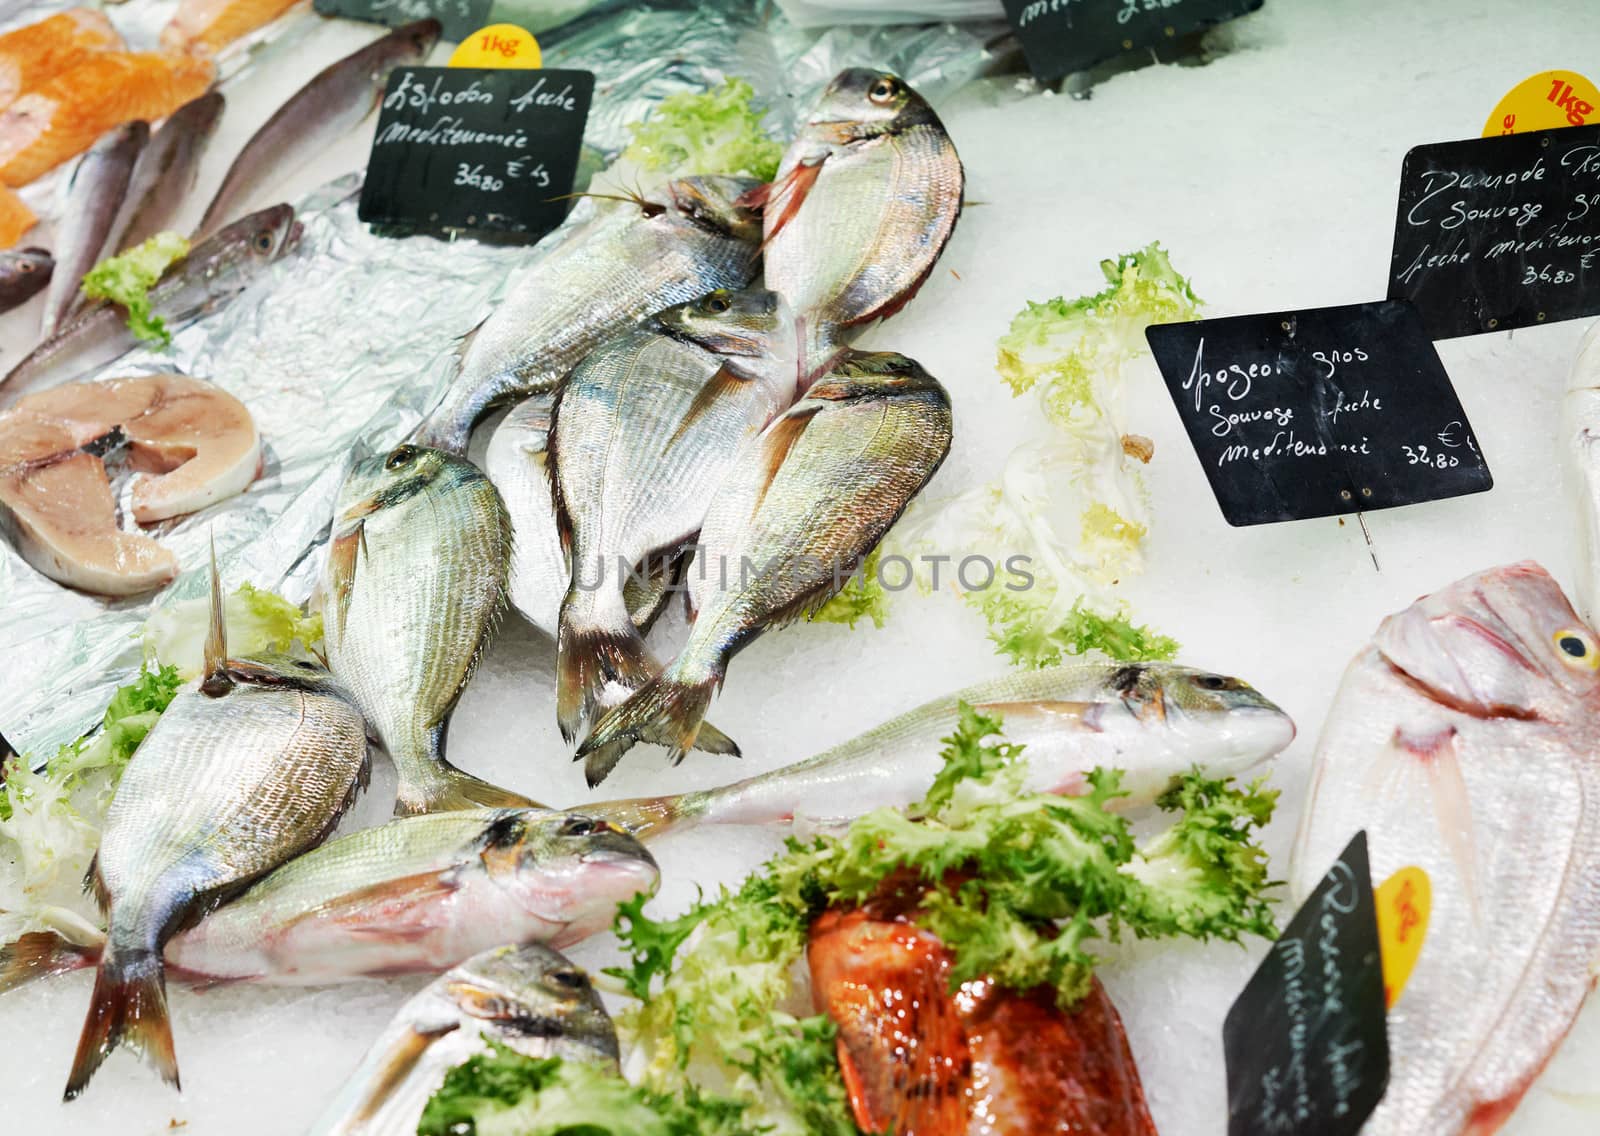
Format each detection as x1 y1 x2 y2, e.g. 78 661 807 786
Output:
0 52 215 186
162 0 303 55
0 374 260 595
0 9 122 110
809 902 1158 1136
0 184 35 247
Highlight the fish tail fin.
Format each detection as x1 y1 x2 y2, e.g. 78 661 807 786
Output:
395 763 537 816
65 946 177 1101
576 667 735 788
0 931 98 994
555 591 657 741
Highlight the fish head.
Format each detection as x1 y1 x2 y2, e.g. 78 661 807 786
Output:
1374 561 1600 717
442 944 617 1060
806 69 937 142
9 248 52 276
806 350 944 401
665 177 763 244
386 19 443 61
1112 662 1296 776
223 653 347 693
479 811 658 943
200 204 301 277
654 288 788 359
336 443 477 526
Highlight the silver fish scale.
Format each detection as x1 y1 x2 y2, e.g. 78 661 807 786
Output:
422 194 761 453
171 811 510 959
96 680 367 942
686 387 952 663
485 394 567 637
1292 594 1600 1133
765 124 962 346
324 464 507 793
557 329 782 598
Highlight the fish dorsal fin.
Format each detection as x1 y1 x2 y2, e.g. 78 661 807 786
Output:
200 535 233 698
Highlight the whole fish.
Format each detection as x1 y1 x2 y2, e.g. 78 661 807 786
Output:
64 562 369 1100
1290 562 1600 1136
483 392 678 640
810 898 1156 1136
0 247 51 314
416 176 763 455
1563 318 1600 624
578 350 953 784
1 203 301 402
107 90 225 257
0 810 657 991
324 442 531 815
194 20 440 240
587 662 1295 840
308 944 619 1136
41 119 147 336
754 68 962 382
551 288 793 739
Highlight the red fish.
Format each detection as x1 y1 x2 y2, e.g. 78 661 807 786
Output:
809 900 1158 1136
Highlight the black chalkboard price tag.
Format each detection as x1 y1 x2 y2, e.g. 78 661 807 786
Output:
999 0 1264 85
1223 831 1389 1136
359 66 593 238
315 0 490 44
1388 125 1600 338
1145 300 1492 526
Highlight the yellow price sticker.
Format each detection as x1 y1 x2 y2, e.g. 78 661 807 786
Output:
448 24 541 69
1484 70 1599 137
1374 866 1430 1010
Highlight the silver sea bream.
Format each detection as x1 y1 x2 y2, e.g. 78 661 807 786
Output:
323 443 531 815
64 570 368 1099
757 68 963 380
417 177 763 455
577 350 953 782
550 288 794 739
307 944 618 1136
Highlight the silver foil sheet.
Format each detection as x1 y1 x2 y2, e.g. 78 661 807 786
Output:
0 0 995 758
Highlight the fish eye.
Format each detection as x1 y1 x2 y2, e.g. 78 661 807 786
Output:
1553 629 1600 669
548 968 588 990
1192 674 1238 691
252 230 276 253
384 444 419 470
560 816 600 837
703 292 732 314
868 76 900 105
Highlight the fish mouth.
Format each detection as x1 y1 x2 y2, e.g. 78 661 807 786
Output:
285 220 306 252
578 828 658 872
